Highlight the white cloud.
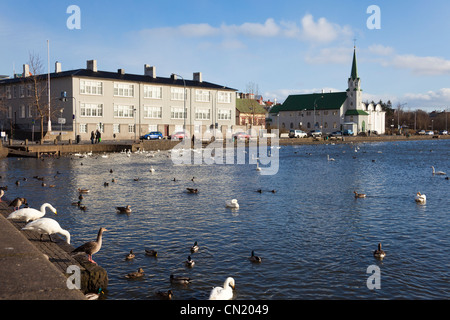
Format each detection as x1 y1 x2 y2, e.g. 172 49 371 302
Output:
300 14 352 44
368 44 395 56
137 15 352 45
389 54 450 75
305 47 353 64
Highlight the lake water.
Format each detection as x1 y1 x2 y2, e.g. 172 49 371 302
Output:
0 139 448 300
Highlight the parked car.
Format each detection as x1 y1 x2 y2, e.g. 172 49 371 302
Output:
426 131 434 135
439 130 448 135
140 131 163 140
289 129 307 138
329 131 343 137
308 130 322 137
232 132 251 140
417 130 426 135
170 131 187 140
343 129 354 136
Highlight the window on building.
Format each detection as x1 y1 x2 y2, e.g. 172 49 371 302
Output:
171 107 186 119
324 122 328 128
290 123 294 129
171 87 185 101
218 109 232 120
7 106 12 118
27 105 33 118
195 108 211 120
218 91 231 103
306 111 311 116
19 85 25 98
113 124 120 134
143 106 162 119
128 124 135 133
19 105 26 118
333 122 338 129
307 122 311 129
195 90 210 102
97 123 104 133
80 80 103 95
27 85 32 97
324 111 328 115
6 86 11 99
114 105 135 118
114 83 134 97
333 111 338 116
148 125 158 132
80 103 103 117
79 123 87 133
144 85 162 99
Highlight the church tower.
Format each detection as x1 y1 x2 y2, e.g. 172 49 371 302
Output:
346 47 362 110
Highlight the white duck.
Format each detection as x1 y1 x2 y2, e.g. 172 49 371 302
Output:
7 203 57 222
415 192 426 203
22 218 71 244
431 166 446 176
225 199 239 208
209 277 235 300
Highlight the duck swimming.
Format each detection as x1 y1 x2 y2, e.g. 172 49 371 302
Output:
373 243 386 259
190 241 199 253
185 255 195 267
354 191 366 198
125 268 144 279
249 250 262 263
116 205 132 214
170 274 192 285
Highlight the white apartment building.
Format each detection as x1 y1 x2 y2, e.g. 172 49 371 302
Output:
0 60 237 141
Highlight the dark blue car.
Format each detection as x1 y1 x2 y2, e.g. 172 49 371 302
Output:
140 131 163 140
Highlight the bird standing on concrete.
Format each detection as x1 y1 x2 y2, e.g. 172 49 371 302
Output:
22 218 70 244
0 189 4 202
72 227 108 264
9 197 27 211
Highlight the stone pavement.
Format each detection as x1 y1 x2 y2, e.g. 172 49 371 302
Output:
0 201 86 300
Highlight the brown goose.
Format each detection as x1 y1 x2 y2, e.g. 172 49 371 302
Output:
72 227 108 264
9 197 27 211
116 205 131 214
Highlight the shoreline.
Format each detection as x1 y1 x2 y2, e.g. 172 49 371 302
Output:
1 134 448 159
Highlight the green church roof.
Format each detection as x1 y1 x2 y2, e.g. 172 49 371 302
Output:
345 109 369 116
278 92 347 112
351 48 358 80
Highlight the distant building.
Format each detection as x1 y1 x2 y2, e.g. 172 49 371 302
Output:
235 98 267 129
0 60 237 141
270 48 386 135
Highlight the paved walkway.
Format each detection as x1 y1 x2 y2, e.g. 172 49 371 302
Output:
0 202 85 300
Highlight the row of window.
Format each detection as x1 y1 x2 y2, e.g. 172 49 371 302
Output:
3 84 43 99
79 80 233 103
79 103 233 120
79 123 229 135
286 110 339 117
281 122 339 129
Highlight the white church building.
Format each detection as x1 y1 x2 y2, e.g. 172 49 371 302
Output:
272 48 386 135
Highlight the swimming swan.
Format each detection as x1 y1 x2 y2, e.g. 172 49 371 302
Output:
22 218 70 244
226 199 239 208
209 277 235 300
431 166 446 175
415 192 426 203
7 203 57 222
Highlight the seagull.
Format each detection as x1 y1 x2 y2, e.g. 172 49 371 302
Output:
72 228 108 264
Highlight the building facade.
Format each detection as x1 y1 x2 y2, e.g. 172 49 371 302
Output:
0 60 237 141
270 48 386 135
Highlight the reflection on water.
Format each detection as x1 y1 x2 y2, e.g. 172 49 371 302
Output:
0 140 449 299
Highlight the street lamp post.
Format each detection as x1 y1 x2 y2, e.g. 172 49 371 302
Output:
313 96 323 130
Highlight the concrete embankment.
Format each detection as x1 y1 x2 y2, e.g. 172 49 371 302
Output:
0 201 108 300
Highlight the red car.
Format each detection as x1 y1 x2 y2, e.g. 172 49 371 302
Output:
170 131 187 140
232 132 251 140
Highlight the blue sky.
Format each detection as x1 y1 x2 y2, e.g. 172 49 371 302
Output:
1 0 450 111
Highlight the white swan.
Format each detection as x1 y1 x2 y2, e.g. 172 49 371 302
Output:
0 189 4 202
226 199 239 208
415 192 426 203
209 277 235 300
150 166 155 173
7 203 57 222
431 166 446 175
256 162 262 171
22 218 70 244
327 155 335 161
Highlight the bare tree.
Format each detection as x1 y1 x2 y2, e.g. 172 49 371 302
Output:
245 82 260 127
22 53 50 141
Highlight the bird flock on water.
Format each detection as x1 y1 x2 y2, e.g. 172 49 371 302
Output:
0 143 447 299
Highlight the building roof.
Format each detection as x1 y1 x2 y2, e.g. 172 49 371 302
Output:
278 92 347 112
0 68 237 91
345 109 369 116
350 48 358 80
236 99 267 114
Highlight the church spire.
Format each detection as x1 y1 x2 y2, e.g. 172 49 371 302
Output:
351 47 358 80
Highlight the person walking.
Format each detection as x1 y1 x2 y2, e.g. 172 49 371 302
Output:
90 131 95 144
